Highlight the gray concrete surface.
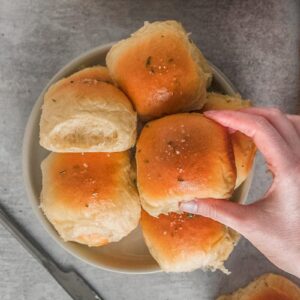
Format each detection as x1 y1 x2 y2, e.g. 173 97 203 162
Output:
0 0 299 299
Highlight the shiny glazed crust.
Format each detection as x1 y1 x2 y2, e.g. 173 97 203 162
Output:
40 152 141 247
106 20 212 120
136 113 237 216
141 210 239 272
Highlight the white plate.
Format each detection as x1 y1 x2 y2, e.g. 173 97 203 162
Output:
22 43 253 274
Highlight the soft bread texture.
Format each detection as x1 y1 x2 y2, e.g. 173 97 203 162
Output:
66 65 113 83
217 273 300 300
40 66 137 152
136 113 237 216
232 131 256 188
202 93 256 188
203 92 251 111
141 210 239 273
106 20 212 120
40 152 141 247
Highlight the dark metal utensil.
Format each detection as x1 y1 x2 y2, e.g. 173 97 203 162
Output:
0 203 103 300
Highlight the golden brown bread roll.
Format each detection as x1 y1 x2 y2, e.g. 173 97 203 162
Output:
136 113 236 216
202 92 256 188
40 66 137 152
66 65 113 83
40 151 141 247
106 20 212 120
203 92 251 111
141 210 238 273
217 273 300 300
232 131 256 188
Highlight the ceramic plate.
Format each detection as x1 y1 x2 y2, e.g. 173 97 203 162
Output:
22 43 253 274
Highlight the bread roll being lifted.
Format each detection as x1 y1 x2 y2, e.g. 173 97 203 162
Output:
136 113 237 216
106 21 212 120
40 151 141 247
40 66 137 152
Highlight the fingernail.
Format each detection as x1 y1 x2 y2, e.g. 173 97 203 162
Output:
203 110 218 116
180 201 197 213
228 128 236 134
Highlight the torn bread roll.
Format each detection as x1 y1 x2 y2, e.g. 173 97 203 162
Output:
202 92 256 188
40 66 137 152
136 113 236 216
40 151 141 247
106 20 212 120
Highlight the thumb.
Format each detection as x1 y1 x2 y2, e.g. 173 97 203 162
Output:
180 198 250 232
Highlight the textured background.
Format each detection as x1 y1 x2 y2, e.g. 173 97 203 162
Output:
0 1 299 299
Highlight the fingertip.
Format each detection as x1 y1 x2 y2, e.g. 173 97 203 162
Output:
203 110 218 116
203 110 234 124
186 198 250 232
228 128 237 134
204 110 234 115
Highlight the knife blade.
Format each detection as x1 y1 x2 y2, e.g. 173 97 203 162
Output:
0 203 103 300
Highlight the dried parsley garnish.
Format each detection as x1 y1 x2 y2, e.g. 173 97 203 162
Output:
145 56 152 67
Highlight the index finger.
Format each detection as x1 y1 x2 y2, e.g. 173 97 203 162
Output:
286 114 300 136
204 110 294 172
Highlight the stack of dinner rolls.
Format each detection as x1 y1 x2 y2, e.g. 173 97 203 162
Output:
39 20 256 272
40 66 140 247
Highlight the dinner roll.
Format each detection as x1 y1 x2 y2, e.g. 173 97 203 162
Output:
231 131 256 188
141 210 238 273
40 66 137 152
203 92 251 111
202 92 256 188
136 113 236 216
217 273 300 300
40 151 141 247
66 65 113 83
106 20 212 120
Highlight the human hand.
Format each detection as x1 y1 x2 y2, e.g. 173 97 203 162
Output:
180 107 300 277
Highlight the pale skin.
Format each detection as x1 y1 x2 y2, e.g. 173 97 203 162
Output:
180 107 300 278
